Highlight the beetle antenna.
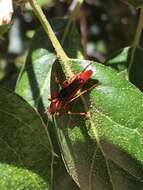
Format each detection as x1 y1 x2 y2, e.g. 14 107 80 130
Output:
82 62 93 72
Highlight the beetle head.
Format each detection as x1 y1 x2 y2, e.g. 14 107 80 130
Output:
78 70 93 82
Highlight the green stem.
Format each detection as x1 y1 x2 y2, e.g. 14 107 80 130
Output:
61 0 83 45
28 0 74 77
128 7 143 73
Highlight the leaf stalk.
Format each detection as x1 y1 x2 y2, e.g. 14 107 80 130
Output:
128 7 143 73
28 0 74 78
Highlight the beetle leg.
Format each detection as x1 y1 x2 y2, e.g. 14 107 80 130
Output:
56 108 87 116
48 95 58 101
67 111 87 116
65 82 99 105
54 105 87 116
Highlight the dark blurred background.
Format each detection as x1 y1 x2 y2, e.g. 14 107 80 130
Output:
0 0 138 89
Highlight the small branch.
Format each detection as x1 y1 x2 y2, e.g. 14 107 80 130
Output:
28 0 74 78
61 0 83 45
128 7 143 73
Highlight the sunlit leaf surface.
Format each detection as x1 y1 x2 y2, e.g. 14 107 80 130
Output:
52 59 143 190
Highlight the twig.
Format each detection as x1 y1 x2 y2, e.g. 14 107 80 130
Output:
28 0 74 78
128 7 143 73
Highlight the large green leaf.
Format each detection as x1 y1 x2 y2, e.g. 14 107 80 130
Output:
16 18 82 189
0 87 52 189
51 59 143 190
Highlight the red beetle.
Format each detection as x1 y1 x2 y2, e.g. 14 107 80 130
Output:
48 69 97 115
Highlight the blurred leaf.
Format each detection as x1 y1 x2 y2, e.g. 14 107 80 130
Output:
106 47 143 91
37 0 53 7
0 60 18 91
62 22 84 59
27 0 53 9
0 24 10 40
0 59 7 80
105 47 129 71
51 59 143 189
129 47 143 91
0 87 52 189
120 0 143 8
105 47 129 79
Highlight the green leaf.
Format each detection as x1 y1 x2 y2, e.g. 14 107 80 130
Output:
16 18 83 112
52 59 143 189
105 47 129 79
16 18 82 189
129 47 143 91
15 26 56 112
120 0 143 8
0 24 10 40
106 47 143 91
0 164 48 190
62 22 84 59
105 47 129 71
0 87 52 189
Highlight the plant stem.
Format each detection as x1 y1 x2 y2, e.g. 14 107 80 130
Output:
28 0 74 77
128 7 143 73
61 0 83 45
